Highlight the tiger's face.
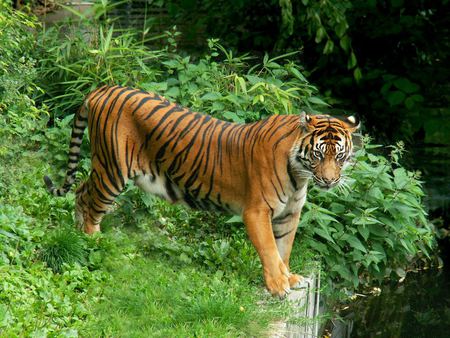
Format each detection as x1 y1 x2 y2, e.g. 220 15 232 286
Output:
292 113 360 189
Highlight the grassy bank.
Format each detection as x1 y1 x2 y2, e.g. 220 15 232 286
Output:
0 122 317 336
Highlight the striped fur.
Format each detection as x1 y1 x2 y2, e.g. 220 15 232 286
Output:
44 85 359 296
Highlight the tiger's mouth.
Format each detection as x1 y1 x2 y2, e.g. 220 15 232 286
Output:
313 176 340 189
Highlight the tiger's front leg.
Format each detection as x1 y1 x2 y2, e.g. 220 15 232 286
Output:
273 211 303 289
243 207 291 297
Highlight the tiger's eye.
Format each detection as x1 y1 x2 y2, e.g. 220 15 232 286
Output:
313 151 322 159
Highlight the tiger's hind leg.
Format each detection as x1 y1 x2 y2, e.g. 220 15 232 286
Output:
75 169 125 234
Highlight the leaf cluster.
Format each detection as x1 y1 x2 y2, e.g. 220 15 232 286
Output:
299 140 435 289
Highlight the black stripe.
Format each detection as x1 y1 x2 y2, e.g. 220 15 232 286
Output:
272 212 293 224
270 179 287 204
274 228 295 239
143 105 184 148
287 162 298 190
142 101 171 121
164 175 178 202
261 190 274 217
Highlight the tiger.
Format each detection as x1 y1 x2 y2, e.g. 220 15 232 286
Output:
44 85 359 297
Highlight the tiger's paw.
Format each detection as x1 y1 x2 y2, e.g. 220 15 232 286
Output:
84 224 100 235
266 276 291 298
264 265 292 298
288 273 304 289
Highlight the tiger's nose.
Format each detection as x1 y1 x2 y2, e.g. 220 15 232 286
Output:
323 177 338 188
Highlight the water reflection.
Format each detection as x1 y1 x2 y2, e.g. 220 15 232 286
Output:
408 146 450 216
331 267 450 338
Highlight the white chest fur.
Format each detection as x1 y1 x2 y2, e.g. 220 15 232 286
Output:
134 174 181 203
274 183 308 218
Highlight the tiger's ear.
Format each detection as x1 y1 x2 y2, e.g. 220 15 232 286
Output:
300 111 314 131
344 115 360 133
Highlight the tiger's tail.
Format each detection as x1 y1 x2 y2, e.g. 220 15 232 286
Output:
43 101 89 196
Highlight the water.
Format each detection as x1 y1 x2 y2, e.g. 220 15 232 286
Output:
411 146 450 217
330 266 450 338
328 145 450 338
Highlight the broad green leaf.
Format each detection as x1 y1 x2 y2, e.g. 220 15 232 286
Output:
201 92 222 101
335 22 348 38
289 67 307 82
353 67 362 82
393 78 419 94
323 40 334 54
357 225 370 241
222 111 245 123
308 96 329 106
211 101 225 112
235 76 247 94
141 82 167 92
315 27 325 43
339 35 350 52
369 224 388 237
165 86 180 98
245 75 264 85
347 52 357 69
162 59 180 69
330 202 345 214
386 90 406 106
406 93 424 110
368 187 384 201
393 168 409 188
332 265 352 280
306 239 329 253
225 215 242 223
313 227 335 243
345 234 367 252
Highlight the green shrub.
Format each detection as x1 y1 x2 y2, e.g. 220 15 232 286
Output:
39 227 87 273
0 263 106 336
37 21 165 116
0 5 43 134
299 139 435 289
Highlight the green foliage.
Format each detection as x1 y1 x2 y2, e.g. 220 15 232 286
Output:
37 24 164 115
124 196 264 281
144 0 448 143
0 6 43 134
299 139 435 289
143 40 321 122
35 11 436 291
0 12 306 336
36 12 323 121
39 227 87 273
0 263 106 336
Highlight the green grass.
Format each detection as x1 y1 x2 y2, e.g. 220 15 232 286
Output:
82 230 280 337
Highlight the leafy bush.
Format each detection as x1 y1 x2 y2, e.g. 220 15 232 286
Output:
35 6 326 119
300 139 435 289
142 39 322 122
0 5 43 134
37 19 165 115
0 4 439 335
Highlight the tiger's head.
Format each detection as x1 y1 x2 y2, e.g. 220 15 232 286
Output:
290 113 360 189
